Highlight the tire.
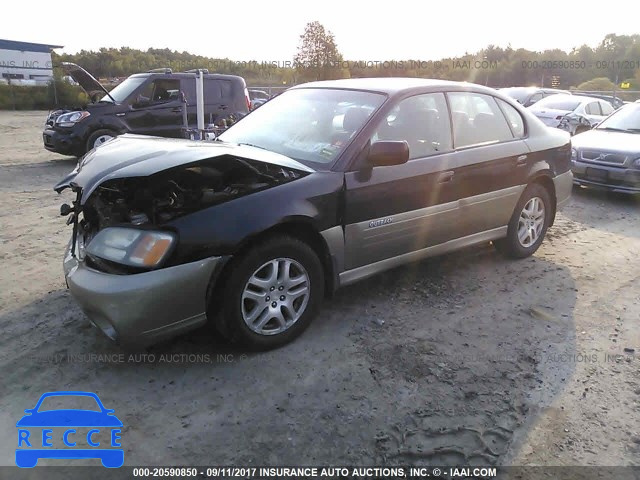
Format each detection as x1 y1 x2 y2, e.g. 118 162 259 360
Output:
86 129 117 153
494 183 552 259
213 235 324 350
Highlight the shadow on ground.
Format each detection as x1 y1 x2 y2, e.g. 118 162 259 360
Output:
0 243 577 469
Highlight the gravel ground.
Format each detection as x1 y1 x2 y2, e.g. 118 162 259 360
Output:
0 111 639 478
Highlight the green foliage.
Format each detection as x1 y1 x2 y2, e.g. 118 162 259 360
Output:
49 34 640 90
2 32 640 110
0 74 89 111
576 77 617 91
293 21 346 81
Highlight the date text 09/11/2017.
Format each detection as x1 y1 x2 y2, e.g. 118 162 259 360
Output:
131 466 499 478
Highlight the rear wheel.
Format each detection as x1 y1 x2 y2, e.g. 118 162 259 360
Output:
494 183 552 258
213 236 324 350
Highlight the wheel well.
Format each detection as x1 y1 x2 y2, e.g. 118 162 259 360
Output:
531 175 557 226
207 221 336 310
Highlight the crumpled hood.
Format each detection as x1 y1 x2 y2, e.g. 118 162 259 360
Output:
572 129 640 154
54 134 314 203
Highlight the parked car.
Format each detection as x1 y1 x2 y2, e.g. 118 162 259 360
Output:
43 63 250 157
571 101 640 193
248 89 271 110
528 94 614 135
54 78 573 350
499 87 571 107
575 93 625 110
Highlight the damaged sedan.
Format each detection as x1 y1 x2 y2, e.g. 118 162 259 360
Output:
528 94 614 135
56 78 573 350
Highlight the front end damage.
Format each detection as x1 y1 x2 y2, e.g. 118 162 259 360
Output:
56 135 309 346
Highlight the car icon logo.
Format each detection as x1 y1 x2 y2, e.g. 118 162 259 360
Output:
15 391 123 468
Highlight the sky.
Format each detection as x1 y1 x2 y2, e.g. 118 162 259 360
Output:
4 0 638 61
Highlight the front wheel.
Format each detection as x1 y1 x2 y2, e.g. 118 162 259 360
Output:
213 236 324 350
86 129 117 153
494 183 552 259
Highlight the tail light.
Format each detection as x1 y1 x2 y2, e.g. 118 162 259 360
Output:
244 87 251 111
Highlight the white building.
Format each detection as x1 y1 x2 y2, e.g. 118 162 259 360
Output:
0 39 63 86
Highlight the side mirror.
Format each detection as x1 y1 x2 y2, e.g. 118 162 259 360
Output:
368 141 409 167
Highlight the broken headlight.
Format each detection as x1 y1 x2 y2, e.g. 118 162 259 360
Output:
86 227 176 268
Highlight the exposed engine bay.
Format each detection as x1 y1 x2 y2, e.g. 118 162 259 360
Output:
80 156 305 234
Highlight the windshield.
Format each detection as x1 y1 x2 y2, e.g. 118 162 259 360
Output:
532 95 580 111
596 103 640 131
219 88 386 168
500 88 533 103
100 76 147 103
37 395 101 412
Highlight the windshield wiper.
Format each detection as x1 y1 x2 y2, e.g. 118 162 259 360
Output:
238 142 268 150
625 128 640 133
598 127 628 132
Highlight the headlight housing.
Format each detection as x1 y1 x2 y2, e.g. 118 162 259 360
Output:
86 227 176 269
571 148 578 162
55 111 90 128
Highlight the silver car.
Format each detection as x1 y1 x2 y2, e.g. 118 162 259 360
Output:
529 94 614 135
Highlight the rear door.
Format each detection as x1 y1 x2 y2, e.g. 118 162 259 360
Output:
584 101 609 127
205 79 235 123
343 92 459 270
445 92 530 237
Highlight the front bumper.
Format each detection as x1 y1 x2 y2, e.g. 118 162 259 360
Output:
572 161 640 194
43 128 85 156
63 242 224 347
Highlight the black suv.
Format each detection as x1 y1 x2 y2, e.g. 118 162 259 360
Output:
43 63 250 157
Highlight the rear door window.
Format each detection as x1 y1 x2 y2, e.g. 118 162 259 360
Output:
600 101 614 116
204 79 234 102
585 102 601 115
447 92 514 148
496 99 525 138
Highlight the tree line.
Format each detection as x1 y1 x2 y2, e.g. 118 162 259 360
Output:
3 26 640 110
51 28 640 91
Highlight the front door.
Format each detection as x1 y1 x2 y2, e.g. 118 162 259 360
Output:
125 78 184 138
343 92 459 270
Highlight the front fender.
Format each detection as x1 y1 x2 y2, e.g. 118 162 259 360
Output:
166 172 344 264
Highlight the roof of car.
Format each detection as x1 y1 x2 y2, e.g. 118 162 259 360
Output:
130 72 245 81
543 93 604 103
291 77 489 94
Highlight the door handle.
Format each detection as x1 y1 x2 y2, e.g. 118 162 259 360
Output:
437 171 454 183
516 154 528 165
171 107 183 113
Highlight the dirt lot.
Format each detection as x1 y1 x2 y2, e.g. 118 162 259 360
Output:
0 111 639 476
